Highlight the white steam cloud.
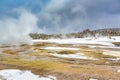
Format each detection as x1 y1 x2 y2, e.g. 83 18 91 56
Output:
0 9 42 45
38 0 88 33
38 0 120 33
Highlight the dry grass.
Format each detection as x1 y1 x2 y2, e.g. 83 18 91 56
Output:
57 50 78 54
81 49 115 59
1 59 74 73
112 42 120 46
1 58 120 80
2 49 17 55
33 48 43 51
29 52 42 56
0 53 120 80
33 42 57 47
0 43 120 80
28 49 52 56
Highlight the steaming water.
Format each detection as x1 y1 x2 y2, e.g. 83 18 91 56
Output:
0 9 41 45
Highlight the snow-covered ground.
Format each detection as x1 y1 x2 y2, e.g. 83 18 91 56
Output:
32 38 113 46
89 45 120 49
103 50 120 57
117 70 120 73
0 69 56 80
52 53 98 60
42 47 80 50
33 36 120 46
32 36 120 60
92 36 120 42
108 58 120 61
89 78 98 80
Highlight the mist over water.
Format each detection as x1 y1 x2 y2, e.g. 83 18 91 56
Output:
0 9 41 45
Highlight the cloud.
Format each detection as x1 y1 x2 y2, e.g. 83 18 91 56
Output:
37 0 120 33
38 0 87 33
0 8 42 44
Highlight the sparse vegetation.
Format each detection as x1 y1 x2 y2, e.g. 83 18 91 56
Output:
57 50 77 54
1 32 120 80
81 49 116 59
2 49 17 55
1 58 120 80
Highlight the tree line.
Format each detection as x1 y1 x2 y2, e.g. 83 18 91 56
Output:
29 28 120 39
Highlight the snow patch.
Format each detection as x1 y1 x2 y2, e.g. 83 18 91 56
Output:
117 70 120 73
52 53 98 60
42 47 80 50
0 69 57 80
103 51 120 57
89 78 98 80
32 37 116 46
89 45 120 49
108 58 120 61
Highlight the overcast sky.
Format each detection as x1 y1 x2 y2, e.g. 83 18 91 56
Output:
0 0 120 34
